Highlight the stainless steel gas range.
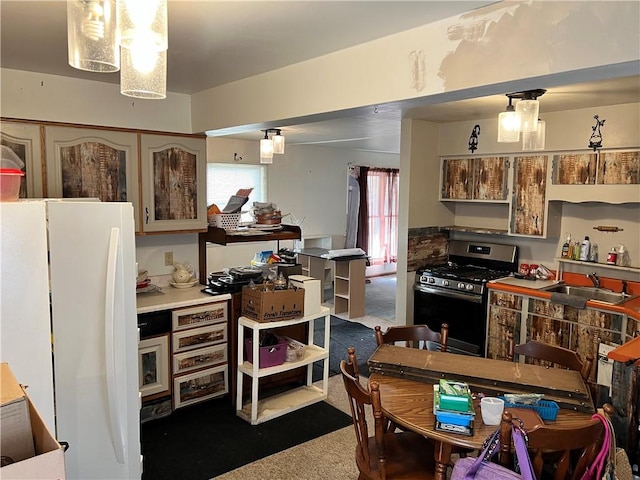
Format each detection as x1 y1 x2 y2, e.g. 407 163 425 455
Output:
414 240 519 356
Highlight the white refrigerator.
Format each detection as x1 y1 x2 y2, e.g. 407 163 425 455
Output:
0 199 142 479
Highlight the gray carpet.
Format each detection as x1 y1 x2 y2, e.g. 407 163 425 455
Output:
325 274 396 321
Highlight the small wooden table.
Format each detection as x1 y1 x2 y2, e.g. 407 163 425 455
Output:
368 346 595 480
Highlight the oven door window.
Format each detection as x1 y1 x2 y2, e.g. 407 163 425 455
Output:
414 287 486 356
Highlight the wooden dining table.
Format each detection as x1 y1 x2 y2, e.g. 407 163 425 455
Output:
368 345 596 480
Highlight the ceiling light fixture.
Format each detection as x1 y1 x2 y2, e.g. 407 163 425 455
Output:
497 89 547 144
522 119 546 151
497 95 520 143
259 129 285 164
67 0 168 99
67 0 119 72
260 131 274 164
272 130 285 155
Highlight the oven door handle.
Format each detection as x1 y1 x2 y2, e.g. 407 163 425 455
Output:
415 285 483 304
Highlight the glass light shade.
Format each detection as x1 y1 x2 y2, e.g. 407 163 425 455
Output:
272 133 285 154
67 0 119 72
497 110 520 142
515 99 539 132
522 120 546 151
120 47 166 99
118 0 168 52
260 138 274 164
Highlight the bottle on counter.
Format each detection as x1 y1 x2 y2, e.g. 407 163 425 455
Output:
589 242 598 262
561 233 571 258
607 247 618 265
579 236 591 261
572 241 581 260
616 245 628 266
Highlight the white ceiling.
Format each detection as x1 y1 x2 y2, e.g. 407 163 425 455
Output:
1 1 639 154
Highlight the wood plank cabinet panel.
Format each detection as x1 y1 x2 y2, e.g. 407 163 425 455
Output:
440 156 509 201
510 155 549 237
0 121 44 198
486 291 523 360
44 126 140 230
598 150 640 184
140 134 207 232
548 150 640 203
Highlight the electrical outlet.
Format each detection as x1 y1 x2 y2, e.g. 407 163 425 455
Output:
164 251 173 266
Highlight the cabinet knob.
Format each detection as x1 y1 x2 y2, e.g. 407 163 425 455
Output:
145 207 149 224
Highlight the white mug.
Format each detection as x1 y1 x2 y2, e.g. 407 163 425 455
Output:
480 397 505 425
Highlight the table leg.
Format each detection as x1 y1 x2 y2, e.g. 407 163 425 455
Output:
434 441 453 480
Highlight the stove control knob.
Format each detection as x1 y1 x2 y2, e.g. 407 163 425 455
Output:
458 282 465 290
466 284 475 291
428 277 436 284
442 280 449 287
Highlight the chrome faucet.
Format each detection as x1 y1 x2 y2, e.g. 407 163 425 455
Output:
587 272 600 288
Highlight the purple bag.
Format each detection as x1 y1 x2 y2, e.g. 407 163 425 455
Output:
451 425 535 480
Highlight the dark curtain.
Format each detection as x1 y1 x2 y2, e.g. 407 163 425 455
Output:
356 166 369 251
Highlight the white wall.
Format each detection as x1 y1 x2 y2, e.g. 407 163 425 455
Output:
201 138 400 275
0 69 192 133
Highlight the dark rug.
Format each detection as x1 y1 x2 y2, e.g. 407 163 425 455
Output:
313 315 378 380
141 398 352 480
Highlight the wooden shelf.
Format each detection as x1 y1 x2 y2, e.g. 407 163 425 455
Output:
555 257 640 273
199 224 301 245
198 224 301 284
440 225 509 235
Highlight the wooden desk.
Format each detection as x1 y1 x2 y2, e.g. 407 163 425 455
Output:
370 373 594 480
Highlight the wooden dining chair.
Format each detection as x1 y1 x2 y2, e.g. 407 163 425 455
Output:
374 323 449 352
497 406 607 480
340 346 436 480
506 333 594 381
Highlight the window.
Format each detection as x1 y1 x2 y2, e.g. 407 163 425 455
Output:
206 163 267 222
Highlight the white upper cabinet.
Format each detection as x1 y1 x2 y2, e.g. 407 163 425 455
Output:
44 126 140 230
139 134 207 233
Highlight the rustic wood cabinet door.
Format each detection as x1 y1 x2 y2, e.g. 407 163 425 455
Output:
510 155 549 237
0 121 44 198
44 126 140 230
140 134 207 232
440 156 509 201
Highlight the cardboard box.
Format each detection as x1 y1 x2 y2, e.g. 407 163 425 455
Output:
1 363 35 464
1 363 66 479
241 285 304 322
288 275 321 316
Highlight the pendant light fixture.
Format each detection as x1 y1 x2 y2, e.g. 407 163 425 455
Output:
117 0 168 52
272 129 285 155
67 0 168 99
67 0 119 72
522 119 546 151
120 47 167 99
260 131 274 164
497 89 547 145
497 95 520 143
259 129 285 164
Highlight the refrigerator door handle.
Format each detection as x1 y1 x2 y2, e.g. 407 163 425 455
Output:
105 227 126 464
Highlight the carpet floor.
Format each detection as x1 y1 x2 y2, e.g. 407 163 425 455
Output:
142 317 380 479
313 315 379 379
141 397 352 480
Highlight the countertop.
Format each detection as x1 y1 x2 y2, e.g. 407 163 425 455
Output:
488 276 640 321
136 278 231 314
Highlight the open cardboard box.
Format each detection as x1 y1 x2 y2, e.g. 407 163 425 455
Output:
1 363 66 479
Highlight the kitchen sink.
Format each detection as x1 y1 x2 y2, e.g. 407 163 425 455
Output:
543 284 634 305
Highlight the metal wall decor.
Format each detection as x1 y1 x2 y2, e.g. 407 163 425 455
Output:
468 124 481 153
588 114 606 151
